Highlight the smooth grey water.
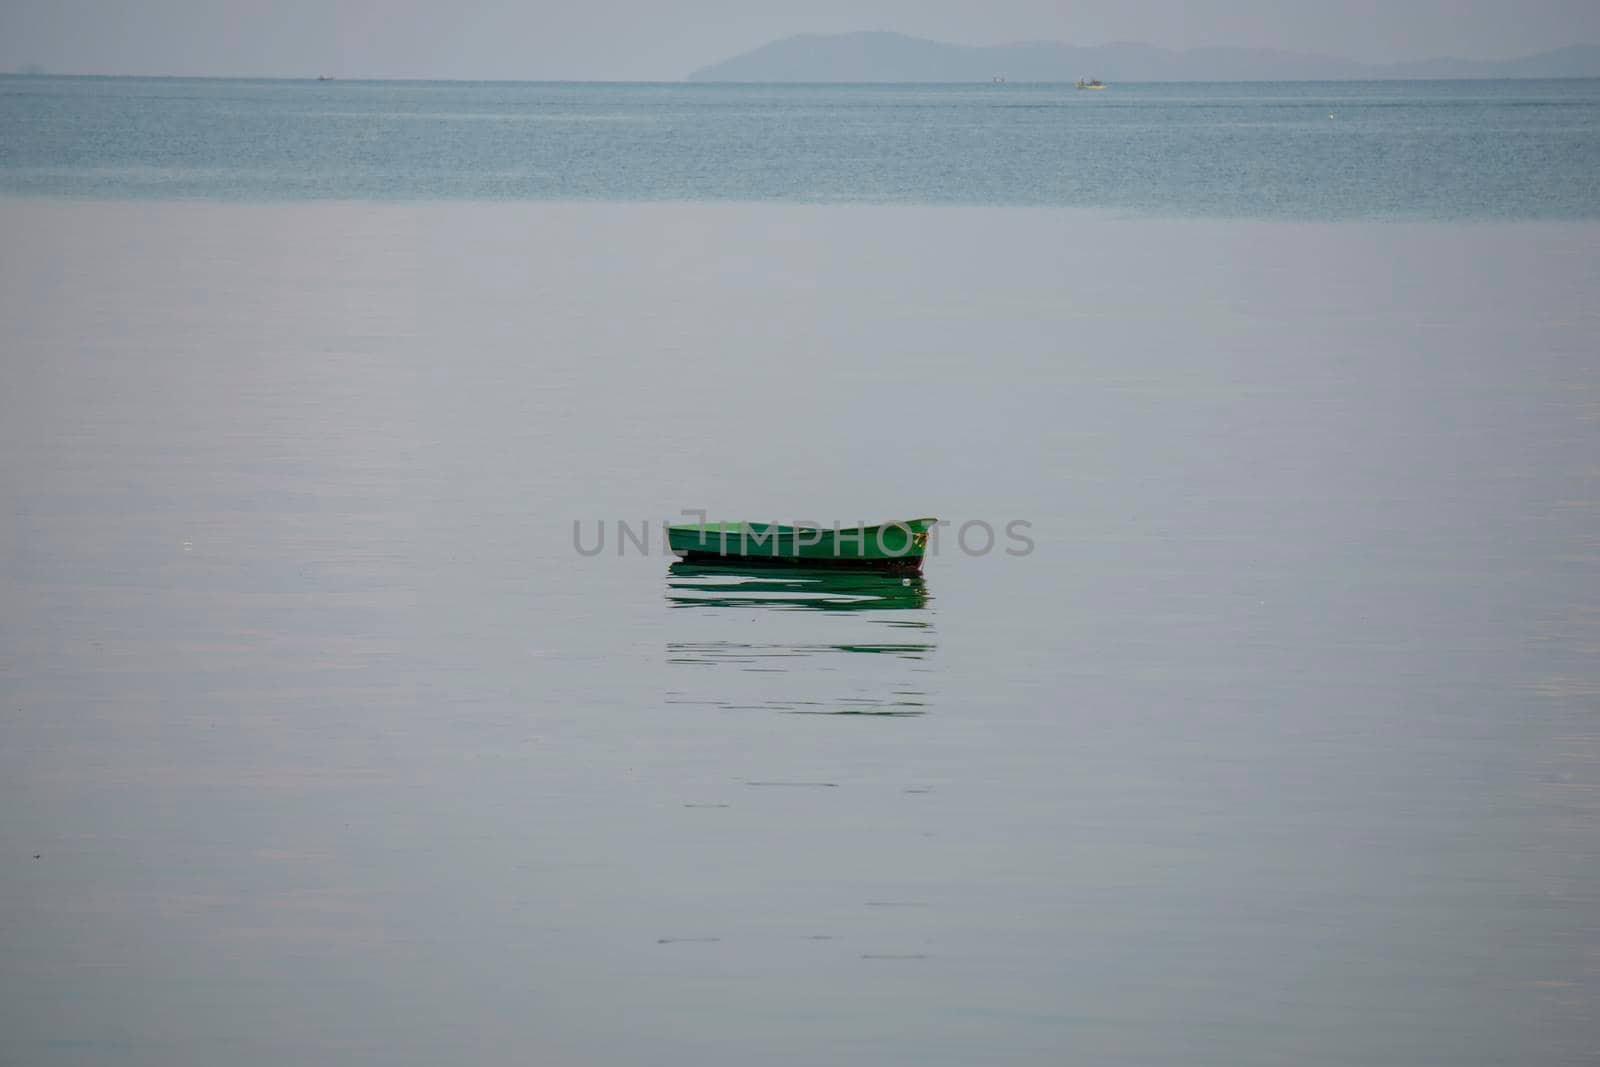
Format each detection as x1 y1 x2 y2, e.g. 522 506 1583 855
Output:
2 200 1598 1065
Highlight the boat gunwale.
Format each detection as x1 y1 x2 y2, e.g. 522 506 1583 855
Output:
666 517 939 535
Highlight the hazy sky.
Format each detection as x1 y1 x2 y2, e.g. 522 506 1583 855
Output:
3 0 1596 79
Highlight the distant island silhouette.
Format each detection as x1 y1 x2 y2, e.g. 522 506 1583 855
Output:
688 31 1600 83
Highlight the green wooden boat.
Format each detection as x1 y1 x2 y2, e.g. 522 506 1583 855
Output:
667 518 938 573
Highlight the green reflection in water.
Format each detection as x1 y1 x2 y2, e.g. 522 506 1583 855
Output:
666 562 930 612
665 562 935 716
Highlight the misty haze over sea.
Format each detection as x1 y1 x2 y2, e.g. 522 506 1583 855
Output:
689 30 1600 82
2 66 1598 1067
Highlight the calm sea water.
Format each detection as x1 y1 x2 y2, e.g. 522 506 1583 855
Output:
1 80 1598 1067
2 76 1599 217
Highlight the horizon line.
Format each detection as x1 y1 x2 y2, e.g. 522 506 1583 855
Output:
6 71 1600 85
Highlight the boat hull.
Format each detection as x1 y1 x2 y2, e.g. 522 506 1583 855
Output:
667 519 937 573
672 549 925 574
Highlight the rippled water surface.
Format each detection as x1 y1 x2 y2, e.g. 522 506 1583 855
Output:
2 200 1598 1065
2 77 1599 216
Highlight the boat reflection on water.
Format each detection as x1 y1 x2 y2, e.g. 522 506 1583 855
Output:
666 562 930 612
665 562 935 716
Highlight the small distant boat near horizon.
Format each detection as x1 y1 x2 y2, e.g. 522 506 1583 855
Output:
1076 78 1107 90
667 518 938 574
316 75 334 81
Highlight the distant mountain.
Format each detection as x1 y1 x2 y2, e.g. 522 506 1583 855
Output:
688 31 1600 83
